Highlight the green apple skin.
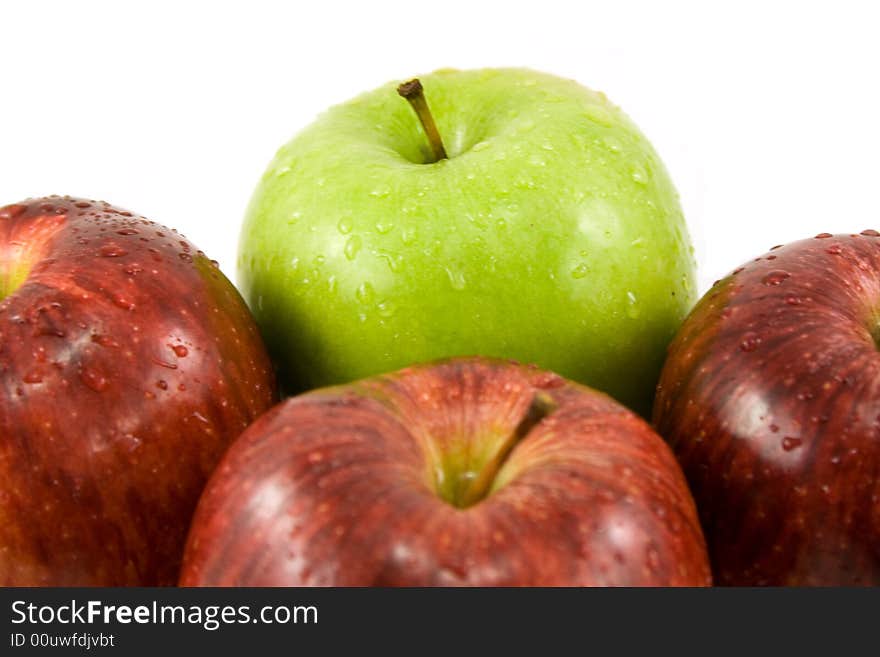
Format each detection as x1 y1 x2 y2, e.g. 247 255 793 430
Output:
239 68 696 415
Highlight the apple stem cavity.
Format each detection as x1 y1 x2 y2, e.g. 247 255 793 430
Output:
397 78 448 163
454 392 557 509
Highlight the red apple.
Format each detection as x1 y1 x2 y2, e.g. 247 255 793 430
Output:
654 231 880 585
0 196 277 585
180 357 710 586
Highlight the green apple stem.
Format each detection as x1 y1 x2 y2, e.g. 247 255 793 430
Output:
397 79 448 162
455 392 557 508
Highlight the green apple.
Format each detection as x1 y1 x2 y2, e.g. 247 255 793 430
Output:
239 68 696 414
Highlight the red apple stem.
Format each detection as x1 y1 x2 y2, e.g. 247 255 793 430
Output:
456 392 557 508
397 79 448 162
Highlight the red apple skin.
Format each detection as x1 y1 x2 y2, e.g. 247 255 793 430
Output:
654 232 880 586
0 196 277 586
180 357 710 586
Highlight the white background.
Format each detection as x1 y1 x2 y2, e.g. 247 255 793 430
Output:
1 1 878 294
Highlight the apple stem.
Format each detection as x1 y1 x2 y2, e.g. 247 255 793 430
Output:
397 79 448 162
456 392 557 508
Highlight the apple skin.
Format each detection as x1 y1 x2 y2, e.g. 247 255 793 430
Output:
238 68 697 416
180 357 710 586
654 232 880 585
0 196 277 586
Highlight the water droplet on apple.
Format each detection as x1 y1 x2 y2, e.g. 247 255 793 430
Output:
156 379 168 390
784 295 803 305
376 300 397 318
123 263 144 276
496 219 507 229
401 226 417 244
782 436 803 451
571 264 589 279
626 291 640 318
344 235 362 261
860 229 879 237
113 295 135 310
471 140 491 152
314 255 325 265
531 371 565 389
826 244 843 255
375 219 394 234
762 270 791 286
815 232 833 239
0 204 27 220
99 243 127 257
739 332 761 352
582 105 613 126
289 211 302 224
603 136 623 153
327 275 337 294
23 370 43 384
369 185 391 198
79 367 109 392
337 217 353 234
356 282 375 304
120 433 142 452
179 252 193 263
445 268 466 290
645 545 661 573
528 154 547 167
377 251 403 273
274 165 291 178
171 344 188 358
85 334 116 353
630 165 648 185
514 176 536 190
151 356 178 370
290 256 300 271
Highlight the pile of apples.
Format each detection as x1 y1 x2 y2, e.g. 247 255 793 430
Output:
2 69 878 587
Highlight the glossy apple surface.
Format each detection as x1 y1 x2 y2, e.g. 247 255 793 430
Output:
181 357 710 586
0 196 277 585
238 68 696 415
654 232 880 585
